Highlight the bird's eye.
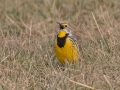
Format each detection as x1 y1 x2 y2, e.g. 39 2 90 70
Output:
65 25 67 27
62 23 67 27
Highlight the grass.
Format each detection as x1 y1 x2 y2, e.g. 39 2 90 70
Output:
0 0 120 90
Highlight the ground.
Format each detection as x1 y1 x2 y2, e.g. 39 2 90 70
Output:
0 0 120 90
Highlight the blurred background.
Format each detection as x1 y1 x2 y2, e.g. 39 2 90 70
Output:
0 0 120 90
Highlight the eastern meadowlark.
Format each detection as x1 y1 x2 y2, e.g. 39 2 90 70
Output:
54 22 80 65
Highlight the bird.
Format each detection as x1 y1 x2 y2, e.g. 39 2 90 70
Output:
54 22 80 65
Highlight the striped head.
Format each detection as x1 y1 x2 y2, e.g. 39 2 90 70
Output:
57 22 68 29
57 22 72 37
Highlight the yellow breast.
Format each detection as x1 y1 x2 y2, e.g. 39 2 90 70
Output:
54 38 79 64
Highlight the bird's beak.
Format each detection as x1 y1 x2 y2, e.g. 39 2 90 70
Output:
57 22 61 25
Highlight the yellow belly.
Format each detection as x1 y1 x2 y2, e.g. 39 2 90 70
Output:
54 38 79 64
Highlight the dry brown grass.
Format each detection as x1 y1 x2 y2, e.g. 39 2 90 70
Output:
0 0 120 90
